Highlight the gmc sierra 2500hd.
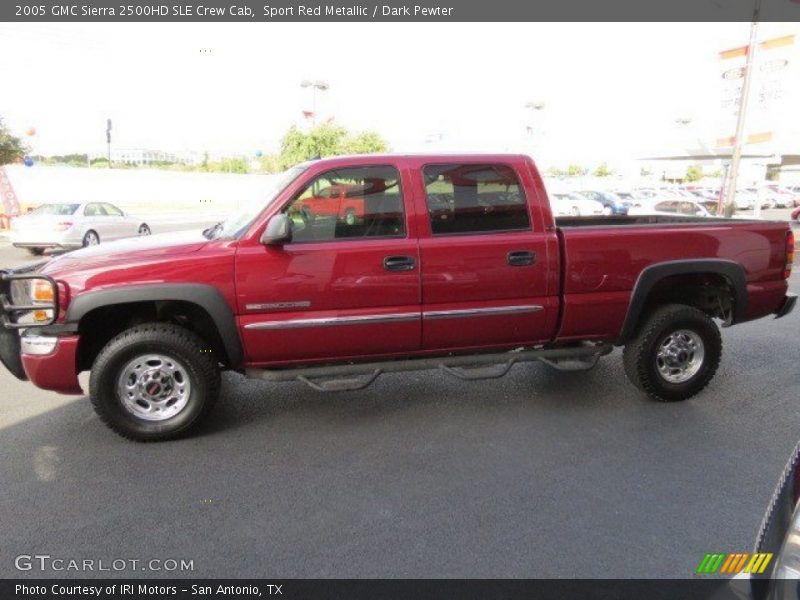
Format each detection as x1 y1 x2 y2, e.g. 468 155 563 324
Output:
0 154 795 441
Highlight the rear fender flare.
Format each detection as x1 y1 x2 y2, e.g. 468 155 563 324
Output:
618 259 747 343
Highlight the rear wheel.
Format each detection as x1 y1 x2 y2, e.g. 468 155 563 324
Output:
82 230 100 247
622 304 721 402
89 323 220 441
138 223 151 236
27 247 45 256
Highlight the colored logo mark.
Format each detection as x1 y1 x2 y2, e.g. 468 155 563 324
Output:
696 552 773 575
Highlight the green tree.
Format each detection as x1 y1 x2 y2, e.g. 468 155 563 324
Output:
546 166 566 178
685 164 703 182
342 131 389 155
277 122 389 169
593 162 613 177
0 118 28 165
566 164 587 177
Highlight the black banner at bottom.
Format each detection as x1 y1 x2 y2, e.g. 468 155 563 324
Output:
0 578 758 600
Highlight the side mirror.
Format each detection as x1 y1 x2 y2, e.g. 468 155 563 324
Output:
260 214 293 246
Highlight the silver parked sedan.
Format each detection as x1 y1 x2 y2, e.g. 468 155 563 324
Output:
9 202 151 255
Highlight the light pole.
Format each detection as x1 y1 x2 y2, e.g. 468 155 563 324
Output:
524 101 546 159
106 118 112 169
300 80 330 126
674 116 693 185
723 0 762 217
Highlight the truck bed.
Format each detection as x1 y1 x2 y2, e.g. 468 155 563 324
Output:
553 214 790 342
555 215 743 228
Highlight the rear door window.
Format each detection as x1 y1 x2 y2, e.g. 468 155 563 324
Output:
423 164 530 235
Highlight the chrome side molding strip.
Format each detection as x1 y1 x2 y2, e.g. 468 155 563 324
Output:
423 304 544 320
244 312 419 330
244 304 545 330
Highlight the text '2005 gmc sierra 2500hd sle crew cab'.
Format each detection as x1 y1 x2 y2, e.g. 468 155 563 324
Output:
0 154 796 441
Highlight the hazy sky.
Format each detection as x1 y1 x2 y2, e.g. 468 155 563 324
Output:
0 22 796 165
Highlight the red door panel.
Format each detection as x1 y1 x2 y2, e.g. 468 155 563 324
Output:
236 239 421 365
407 158 559 351
419 232 557 349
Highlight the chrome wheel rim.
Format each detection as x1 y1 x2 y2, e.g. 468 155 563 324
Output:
345 211 356 225
138 225 151 235
656 329 705 384
85 232 99 245
116 354 192 421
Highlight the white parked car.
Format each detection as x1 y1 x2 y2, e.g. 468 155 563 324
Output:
550 192 605 216
10 202 151 256
628 198 711 217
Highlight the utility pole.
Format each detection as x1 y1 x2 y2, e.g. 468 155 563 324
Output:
106 118 112 169
724 0 761 217
300 80 330 127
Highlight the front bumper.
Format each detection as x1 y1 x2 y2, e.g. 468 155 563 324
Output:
0 267 82 393
0 327 82 393
775 293 797 319
20 334 83 394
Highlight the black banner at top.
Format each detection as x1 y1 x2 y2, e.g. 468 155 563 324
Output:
2 0 800 22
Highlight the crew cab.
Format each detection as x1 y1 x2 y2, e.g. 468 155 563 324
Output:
0 154 795 441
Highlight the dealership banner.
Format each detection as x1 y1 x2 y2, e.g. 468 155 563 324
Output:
0 167 21 218
3 0 800 22
0 579 749 599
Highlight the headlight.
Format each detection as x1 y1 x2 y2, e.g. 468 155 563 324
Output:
7 277 57 325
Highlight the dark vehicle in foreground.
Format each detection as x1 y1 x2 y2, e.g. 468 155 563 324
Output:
718 443 800 599
0 154 795 441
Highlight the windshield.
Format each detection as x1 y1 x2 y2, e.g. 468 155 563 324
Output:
30 203 80 216
207 165 308 239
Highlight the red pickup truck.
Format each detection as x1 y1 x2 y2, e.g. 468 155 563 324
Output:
292 183 367 225
0 154 795 441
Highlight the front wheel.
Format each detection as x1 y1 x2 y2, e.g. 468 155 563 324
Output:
89 323 220 441
622 304 721 402
27 247 45 256
138 223 151 236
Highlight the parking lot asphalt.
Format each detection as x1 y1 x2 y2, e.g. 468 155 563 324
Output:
0 225 799 579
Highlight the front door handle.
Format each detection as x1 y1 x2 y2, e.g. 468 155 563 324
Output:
384 255 416 272
507 250 536 267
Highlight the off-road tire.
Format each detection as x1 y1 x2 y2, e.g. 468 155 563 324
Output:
89 323 220 441
622 304 722 402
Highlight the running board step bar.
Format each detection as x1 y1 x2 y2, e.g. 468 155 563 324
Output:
246 343 613 392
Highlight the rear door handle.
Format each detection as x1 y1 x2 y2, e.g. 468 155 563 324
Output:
384 255 416 272
507 250 536 267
